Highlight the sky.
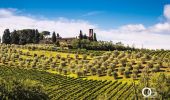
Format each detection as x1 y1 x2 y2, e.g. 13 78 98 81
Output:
0 0 170 49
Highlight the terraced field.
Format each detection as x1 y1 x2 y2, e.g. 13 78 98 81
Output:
0 66 134 99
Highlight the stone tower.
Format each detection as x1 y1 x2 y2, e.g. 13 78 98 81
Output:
89 29 93 40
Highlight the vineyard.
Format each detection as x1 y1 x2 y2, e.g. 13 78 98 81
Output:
0 44 170 99
0 66 134 99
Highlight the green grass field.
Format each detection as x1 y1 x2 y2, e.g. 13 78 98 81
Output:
0 44 170 99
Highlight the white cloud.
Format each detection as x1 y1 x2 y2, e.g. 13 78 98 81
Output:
149 22 170 33
0 5 170 49
0 8 15 18
164 4 170 21
82 11 103 17
119 24 146 32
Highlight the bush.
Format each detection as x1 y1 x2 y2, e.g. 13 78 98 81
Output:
112 71 118 79
97 68 102 77
107 69 112 76
82 54 87 60
76 70 83 77
118 67 125 75
124 71 130 78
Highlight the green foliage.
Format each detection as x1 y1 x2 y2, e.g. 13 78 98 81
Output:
34 29 40 44
93 33 97 41
0 77 49 100
112 71 118 79
11 30 19 44
138 73 170 99
79 30 83 40
2 29 11 44
2 29 42 45
52 32 57 43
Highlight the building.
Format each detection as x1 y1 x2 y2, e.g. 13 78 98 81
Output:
89 29 94 40
39 29 95 44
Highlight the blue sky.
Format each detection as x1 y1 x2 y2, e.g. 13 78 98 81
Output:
0 0 170 49
0 0 169 29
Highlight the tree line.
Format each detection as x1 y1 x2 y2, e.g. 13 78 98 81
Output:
71 39 135 51
2 29 135 51
2 29 59 45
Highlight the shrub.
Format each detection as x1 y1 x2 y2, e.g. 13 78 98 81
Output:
82 69 88 76
131 73 137 79
60 61 66 67
82 54 87 60
58 66 63 74
153 64 160 72
118 67 125 75
56 54 61 59
107 69 112 76
90 67 96 76
77 64 83 69
124 71 130 78
63 69 67 75
112 71 118 79
76 70 83 77
97 68 102 77
132 69 138 75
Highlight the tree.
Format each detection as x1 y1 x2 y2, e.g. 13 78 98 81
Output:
83 34 87 39
56 41 60 46
71 39 80 49
79 30 83 39
107 69 112 76
97 68 102 77
11 30 19 44
112 71 118 79
2 29 11 44
52 32 57 43
42 31 50 38
34 29 40 44
57 33 60 38
19 31 27 45
39 33 44 40
93 33 97 41
80 39 90 48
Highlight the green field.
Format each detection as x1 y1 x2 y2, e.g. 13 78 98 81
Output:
0 44 170 99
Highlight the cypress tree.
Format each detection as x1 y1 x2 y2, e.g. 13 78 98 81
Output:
2 29 11 44
57 33 60 38
34 29 40 44
11 30 19 44
79 30 83 39
93 33 97 41
52 32 57 43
